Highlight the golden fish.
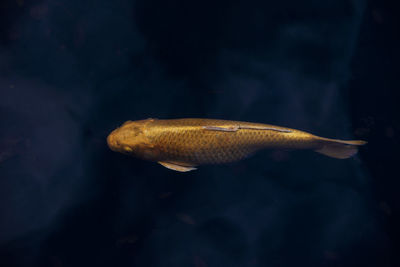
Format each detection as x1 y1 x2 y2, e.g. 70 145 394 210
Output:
107 118 366 172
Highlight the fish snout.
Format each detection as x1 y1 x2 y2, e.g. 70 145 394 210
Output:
107 131 119 151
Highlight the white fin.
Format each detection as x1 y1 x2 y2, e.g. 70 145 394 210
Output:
315 139 367 159
202 125 239 132
158 161 197 172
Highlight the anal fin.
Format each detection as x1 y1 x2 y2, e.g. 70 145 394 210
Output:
158 161 197 172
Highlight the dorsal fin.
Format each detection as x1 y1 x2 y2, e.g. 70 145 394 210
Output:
202 125 239 132
202 124 291 133
238 125 292 132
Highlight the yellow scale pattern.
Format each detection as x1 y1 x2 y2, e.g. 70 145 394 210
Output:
146 119 313 165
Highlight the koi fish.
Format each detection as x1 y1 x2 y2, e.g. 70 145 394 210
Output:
107 118 366 172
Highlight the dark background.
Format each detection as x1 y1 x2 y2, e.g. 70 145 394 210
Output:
0 0 399 266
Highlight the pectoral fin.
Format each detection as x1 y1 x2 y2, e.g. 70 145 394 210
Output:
158 161 197 172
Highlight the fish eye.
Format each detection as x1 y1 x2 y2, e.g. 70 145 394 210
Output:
130 126 141 135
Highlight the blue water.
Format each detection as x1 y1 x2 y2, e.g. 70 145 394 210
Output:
1 0 398 266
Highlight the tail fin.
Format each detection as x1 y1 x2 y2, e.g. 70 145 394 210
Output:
315 138 367 159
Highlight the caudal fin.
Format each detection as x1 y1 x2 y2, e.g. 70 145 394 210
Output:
315 138 367 159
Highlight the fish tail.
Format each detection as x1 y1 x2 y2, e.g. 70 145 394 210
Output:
314 137 367 159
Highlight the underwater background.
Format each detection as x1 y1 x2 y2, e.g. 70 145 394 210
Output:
1 0 399 266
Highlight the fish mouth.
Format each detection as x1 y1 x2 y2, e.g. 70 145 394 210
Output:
107 131 118 151
107 129 133 153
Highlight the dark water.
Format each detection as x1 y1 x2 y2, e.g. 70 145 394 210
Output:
1 0 398 266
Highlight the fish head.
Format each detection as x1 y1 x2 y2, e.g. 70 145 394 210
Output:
107 119 157 159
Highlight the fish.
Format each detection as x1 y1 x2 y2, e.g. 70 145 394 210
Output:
107 118 367 172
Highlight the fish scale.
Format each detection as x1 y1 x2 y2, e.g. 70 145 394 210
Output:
147 119 306 165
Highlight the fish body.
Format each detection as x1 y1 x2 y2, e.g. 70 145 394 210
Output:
107 118 366 172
